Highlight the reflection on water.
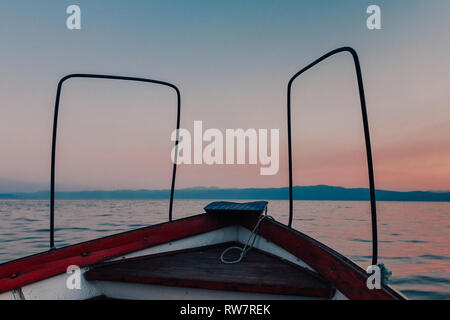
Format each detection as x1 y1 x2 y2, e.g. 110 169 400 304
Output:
0 199 448 299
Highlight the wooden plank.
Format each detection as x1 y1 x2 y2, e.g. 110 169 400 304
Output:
85 242 335 298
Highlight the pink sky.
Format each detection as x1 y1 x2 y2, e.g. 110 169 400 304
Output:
0 1 449 192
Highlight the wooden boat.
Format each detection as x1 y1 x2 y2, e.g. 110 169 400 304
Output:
0 200 404 300
0 47 406 300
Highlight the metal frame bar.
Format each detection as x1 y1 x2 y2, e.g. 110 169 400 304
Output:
286 47 378 265
50 74 181 249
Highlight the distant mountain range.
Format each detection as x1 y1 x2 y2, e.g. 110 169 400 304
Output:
1 185 449 201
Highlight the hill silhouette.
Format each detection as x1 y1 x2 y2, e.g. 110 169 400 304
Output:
1 185 449 201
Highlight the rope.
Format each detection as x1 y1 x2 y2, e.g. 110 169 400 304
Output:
220 209 272 264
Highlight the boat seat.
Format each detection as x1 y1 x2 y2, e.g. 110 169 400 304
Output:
85 242 335 298
204 201 268 215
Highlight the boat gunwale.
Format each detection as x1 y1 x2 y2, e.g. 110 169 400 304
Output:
0 212 239 293
0 212 204 268
246 217 406 300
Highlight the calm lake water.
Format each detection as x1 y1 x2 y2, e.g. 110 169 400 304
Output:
0 199 448 299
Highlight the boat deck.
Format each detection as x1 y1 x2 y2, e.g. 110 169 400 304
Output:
85 242 335 298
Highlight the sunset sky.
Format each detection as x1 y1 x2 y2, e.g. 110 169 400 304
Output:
0 0 449 192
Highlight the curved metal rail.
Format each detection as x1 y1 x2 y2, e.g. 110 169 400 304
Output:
50 74 181 249
286 47 378 265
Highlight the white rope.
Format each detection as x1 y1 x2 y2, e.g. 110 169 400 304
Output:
220 209 272 264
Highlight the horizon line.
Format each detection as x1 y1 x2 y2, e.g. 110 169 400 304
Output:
1 184 449 194
1 185 449 202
